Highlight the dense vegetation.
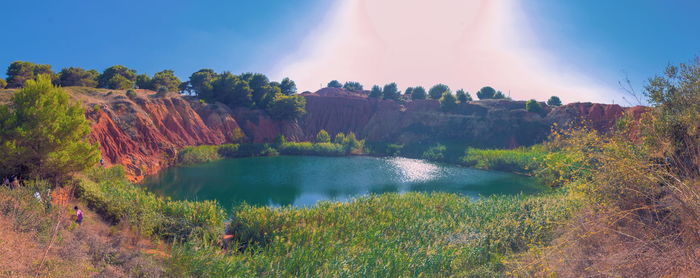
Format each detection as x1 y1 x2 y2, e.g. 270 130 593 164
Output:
168 192 574 277
0 75 99 180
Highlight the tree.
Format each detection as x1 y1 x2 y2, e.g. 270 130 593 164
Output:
98 65 136 89
327 80 342 88
547 96 562 106
525 99 544 114
455 89 472 103
0 78 7 89
369 85 383 98
151 70 181 92
316 129 331 143
242 73 276 109
476 86 496 99
0 75 99 179
343 81 363 91
187 69 218 100
280 77 297 95
135 74 152 89
213 72 253 107
439 91 457 111
334 132 346 144
411 86 427 100
267 93 307 120
6 61 55 88
494 90 506 99
404 87 414 96
428 84 450 99
382 82 400 100
58 67 98 87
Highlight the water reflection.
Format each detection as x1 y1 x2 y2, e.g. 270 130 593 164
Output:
142 156 543 208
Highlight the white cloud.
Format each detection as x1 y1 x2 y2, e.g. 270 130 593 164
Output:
272 0 621 103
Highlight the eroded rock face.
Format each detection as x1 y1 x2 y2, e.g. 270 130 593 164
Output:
84 92 243 182
80 88 644 180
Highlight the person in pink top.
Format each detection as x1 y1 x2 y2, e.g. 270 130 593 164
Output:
74 206 83 225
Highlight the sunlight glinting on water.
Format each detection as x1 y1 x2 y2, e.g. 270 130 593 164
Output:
386 157 441 183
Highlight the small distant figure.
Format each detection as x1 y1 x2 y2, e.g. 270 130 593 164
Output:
74 206 84 225
10 176 19 189
34 191 42 202
2 177 8 186
100 158 105 166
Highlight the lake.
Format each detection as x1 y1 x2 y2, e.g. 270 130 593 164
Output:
142 156 544 208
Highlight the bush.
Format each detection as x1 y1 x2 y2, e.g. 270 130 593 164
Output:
422 144 446 161
216 144 240 157
177 145 221 165
76 166 225 241
462 147 546 174
126 90 136 98
278 142 345 156
525 99 544 114
168 192 574 277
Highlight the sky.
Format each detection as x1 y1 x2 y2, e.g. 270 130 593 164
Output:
1 0 699 104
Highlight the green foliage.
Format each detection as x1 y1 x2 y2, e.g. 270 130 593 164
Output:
58 67 98 87
547 96 562 106
369 85 382 98
644 60 700 177
98 65 136 89
267 94 306 120
422 143 446 161
178 145 222 165
315 129 331 143
273 135 287 147
0 75 100 180
476 86 496 100
186 69 217 99
404 87 413 95
525 99 544 114
0 78 6 89
168 192 573 277
76 166 226 241
343 81 363 91
213 72 253 107
333 132 345 144
456 89 472 103
439 91 458 111
278 142 346 156
382 82 400 100
280 77 297 95
462 146 547 175
135 73 152 89
327 80 342 88
6 61 55 88
125 89 137 98
493 91 506 99
411 86 427 100
428 83 450 99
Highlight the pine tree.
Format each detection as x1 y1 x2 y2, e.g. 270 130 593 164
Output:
0 75 100 180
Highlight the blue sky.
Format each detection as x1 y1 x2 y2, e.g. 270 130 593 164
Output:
1 0 699 104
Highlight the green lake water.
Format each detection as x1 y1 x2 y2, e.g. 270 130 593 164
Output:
142 156 544 208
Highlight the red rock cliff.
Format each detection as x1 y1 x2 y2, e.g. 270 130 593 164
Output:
81 90 243 182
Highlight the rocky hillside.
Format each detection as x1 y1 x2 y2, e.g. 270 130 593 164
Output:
0 87 644 181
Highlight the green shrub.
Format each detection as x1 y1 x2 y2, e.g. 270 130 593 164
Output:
178 145 221 165
76 166 225 241
216 144 240 158
126 89 136 98
422 144 446 161
168 192 574 277
462 146 546 174
278 142 345 156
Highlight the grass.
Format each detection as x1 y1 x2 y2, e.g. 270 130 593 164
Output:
166 192 575 277
75 166 226 241
461 146 547 174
